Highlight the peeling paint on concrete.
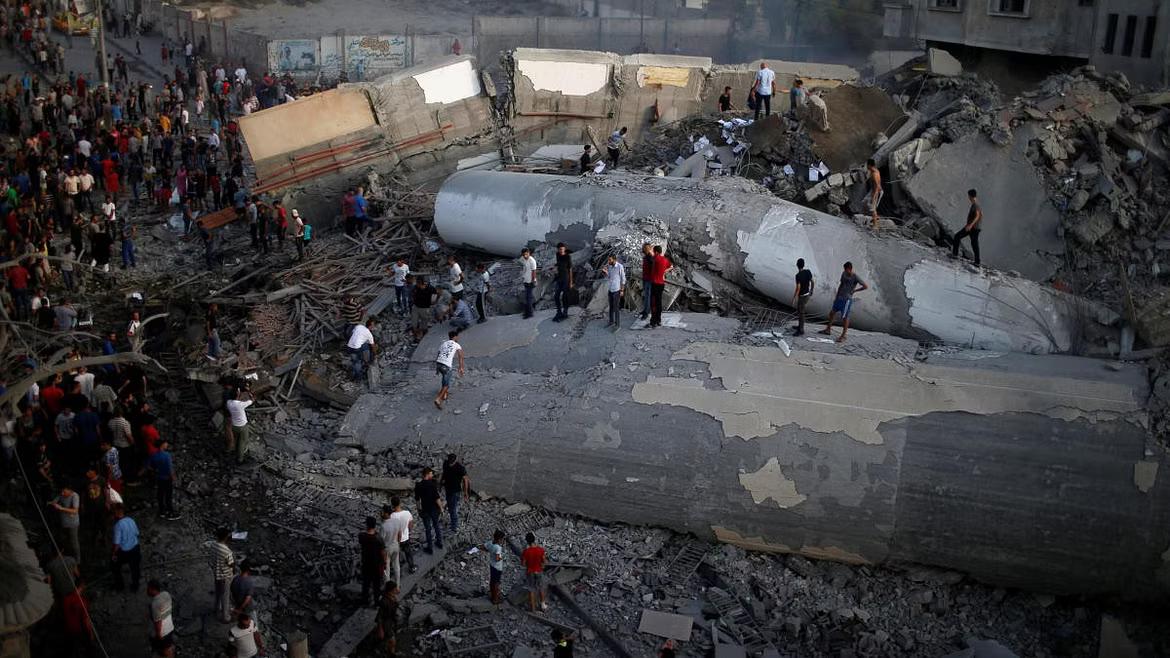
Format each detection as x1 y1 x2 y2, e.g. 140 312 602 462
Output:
412 58 482 104
712 526 872 565
632 343 1144 445
569 473 610 486
517 59 609 96
739 458 808 507
1134 461 1160 493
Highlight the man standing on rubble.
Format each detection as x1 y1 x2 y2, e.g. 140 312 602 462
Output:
387 497 418 576
440 453 470 533
520 248 538 319
347 317 378 382
648 245 671 328
606 127 628 169
359 516 387 607
951 189 982 266
521 531 548 611
791 258 813 336
433 330 464 410
211 527 236 622
820 261 868 344
553 242 573 322
353 186 370 234
753 62 776 120
468 262 490 324
414 467 444 553
640 243 654 321
390 257 411 315
342 188 357 237
226 385 254 464
602 254 626 329
865 159 883 229
411 276 438 341
448 254 465 301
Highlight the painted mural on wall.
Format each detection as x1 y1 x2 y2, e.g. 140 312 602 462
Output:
268 39 319 73
345 35 407 79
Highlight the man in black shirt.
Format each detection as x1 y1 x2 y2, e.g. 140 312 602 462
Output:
411 277 437 341
579 145 593 174
791 258 814 336
358 516 386 607
439 454 469 533
951 188 982 266
552 242 573 322
414 467 444 553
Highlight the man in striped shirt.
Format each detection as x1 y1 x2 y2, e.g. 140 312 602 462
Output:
210 527 236 622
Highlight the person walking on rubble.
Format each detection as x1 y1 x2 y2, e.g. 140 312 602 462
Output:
606 127 628 169
440 453 470 533
865 159 883 229
468 262 490 324
415 467 445 553
520 248 538 319
648 245 671 328
359 516 387 607
390 257 411 315
791 258 814 336
951 189 982 267
347 317 378 382
752 61 776 120
640 243 654 321
433 331 464 410
602 254 626 329
820 261 868 344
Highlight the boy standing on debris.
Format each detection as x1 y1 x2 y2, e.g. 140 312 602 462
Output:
791 258 814 336
521 531 548 611
520 248 538 319
606 127 628 169
717 86 734 112
865 159 883 229
820 261 868 344
390 257 411 315
484 529 506 604
579 144 594 173
434 331 464 410
951 188 982 266
753 62 776 119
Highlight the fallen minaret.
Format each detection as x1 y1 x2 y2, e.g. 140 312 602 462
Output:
340 312 1168 597
434 171 1113 354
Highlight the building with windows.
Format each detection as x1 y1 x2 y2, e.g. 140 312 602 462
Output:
883 1 1169 86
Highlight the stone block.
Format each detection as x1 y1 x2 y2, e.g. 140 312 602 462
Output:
928 48 962 77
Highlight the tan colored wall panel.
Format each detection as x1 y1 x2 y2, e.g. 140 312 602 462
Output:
239 88 377 162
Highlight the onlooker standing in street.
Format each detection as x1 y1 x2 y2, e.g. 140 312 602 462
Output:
375 581 400 657
521 532 547 611
519 248 537 319
602 255 625 329
346 317 377 382
483 529 506 605
149 439 179 520
433 331 464 410
648 245 671 328
147 580 176 658
49 484 82 561
359 516 387 607
820 261 868 344
468 262 490 323
552 243 573 322
639 243 653 320
111 503 141 592
440 454 470 533
227 612 264 658
62 575 95 656
390 258 411 315
791 258 814 336
411 276 437 341
414 468 444 553
951 188 983 266
210 527 236 622
225 386 254 464
752 61 776 119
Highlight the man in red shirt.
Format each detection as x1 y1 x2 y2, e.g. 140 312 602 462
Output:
520 531 547 611
648 245 671 328
62 575 94 654
40 374 65 416
7 264 31 320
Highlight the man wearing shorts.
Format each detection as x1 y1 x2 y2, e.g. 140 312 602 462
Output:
865 159 883 229
820 261 868 343
521 531 547 611
434 331 464 410
411 276 437 341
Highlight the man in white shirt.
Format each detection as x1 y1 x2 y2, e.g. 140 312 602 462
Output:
385 497 417 576
602 254 626 328
77 138 92 158
227 612 263 658
147 580 175 657
225 388 254 464
78 171 95 211
753 61 776 120
519 248 537 319
447 255 464 300
390 258 410 315
433 330 464 410
234 66 248 84
347 317 377 382
101 195 117 224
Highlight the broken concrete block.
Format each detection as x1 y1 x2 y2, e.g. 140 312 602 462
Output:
804 180 829 202
637 609 693 641
408 603 441 625
1068 189 1091 212
927 48 962 77
428 609 451 627
827 173 845 187
502 502 531 517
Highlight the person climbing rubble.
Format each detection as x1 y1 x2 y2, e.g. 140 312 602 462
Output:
951 188 983 267
820 261 868 343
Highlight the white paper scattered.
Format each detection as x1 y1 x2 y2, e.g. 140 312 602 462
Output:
231 531 248 540
732 144 746 154
593 161 606 173
778 339 791 357
818 161 830 176
782 164 795 176
808 167 820 181
467 547 480 555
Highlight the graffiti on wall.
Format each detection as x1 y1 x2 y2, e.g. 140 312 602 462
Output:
345 35 406 79
268 39 320 73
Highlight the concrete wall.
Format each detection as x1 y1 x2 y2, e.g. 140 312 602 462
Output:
884 0 1097 58
1090 0 1170 87
473 15 735 67
141 0 267 77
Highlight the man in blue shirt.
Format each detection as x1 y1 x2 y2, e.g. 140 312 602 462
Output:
353 186 369 234
111 504 141 591
150 440 179 520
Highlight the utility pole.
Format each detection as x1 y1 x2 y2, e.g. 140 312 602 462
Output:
96 0 110 90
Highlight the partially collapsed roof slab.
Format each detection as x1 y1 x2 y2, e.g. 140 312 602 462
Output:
339 311 1168 597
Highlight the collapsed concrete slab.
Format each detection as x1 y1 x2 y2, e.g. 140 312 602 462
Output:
434 171 1113 354
339 311 1168 597
904 125 1065 281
